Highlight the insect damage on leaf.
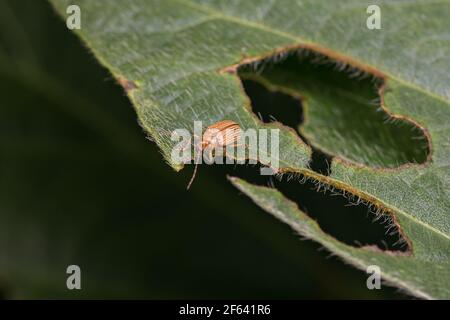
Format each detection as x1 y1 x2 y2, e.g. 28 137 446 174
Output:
216 47 431 255
225 163 410 253
236 49 431 171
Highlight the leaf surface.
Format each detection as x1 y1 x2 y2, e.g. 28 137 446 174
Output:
49 0 450 298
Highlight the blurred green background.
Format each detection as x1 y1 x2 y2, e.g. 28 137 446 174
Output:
0 0 408 299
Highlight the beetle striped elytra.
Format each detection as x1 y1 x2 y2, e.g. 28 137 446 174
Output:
187 120 242 190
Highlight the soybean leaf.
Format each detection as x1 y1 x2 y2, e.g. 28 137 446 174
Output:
48 0 450 298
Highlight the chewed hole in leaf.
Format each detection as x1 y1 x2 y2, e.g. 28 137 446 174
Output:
241 79 332 175
238 50 430 169
224 165 408 252
273 173 409 252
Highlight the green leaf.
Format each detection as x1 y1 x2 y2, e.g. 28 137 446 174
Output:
49 0 450 298
239 55 430 168
4 1 367 299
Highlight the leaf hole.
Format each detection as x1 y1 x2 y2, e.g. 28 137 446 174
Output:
224 165 409 253
273 173 410 253
238 50 430 170
241 79 331 175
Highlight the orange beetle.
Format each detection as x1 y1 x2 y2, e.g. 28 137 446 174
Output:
187 120 242 189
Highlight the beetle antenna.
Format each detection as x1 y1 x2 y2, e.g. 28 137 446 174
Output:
187 162 198 190
187 147 201 190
